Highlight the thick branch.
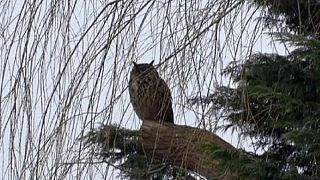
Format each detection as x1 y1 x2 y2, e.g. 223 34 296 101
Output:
139 120 238 180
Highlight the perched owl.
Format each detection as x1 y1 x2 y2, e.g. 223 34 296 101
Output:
129 61 174 123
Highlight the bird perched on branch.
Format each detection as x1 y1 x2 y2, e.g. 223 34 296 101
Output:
129 61 174 124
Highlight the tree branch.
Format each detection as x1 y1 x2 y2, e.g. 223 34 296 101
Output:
139 120 238 180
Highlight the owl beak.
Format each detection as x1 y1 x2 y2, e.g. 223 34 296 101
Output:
149 60 154 66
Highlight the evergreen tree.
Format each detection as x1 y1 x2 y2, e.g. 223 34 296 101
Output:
197 0 320 178
207 33 320 178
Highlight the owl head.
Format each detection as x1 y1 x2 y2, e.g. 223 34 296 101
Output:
131 61 158 78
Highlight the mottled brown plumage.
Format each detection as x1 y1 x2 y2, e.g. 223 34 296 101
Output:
129 61 174 123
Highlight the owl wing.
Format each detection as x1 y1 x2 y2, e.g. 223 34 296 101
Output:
157 78 174 123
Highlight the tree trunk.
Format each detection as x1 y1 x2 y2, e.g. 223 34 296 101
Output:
139 120 238 180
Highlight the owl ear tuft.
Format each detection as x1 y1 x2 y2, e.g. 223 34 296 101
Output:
133 62 137 67
149 60 154 66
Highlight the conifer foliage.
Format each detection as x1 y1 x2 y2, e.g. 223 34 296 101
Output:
207 33 320 178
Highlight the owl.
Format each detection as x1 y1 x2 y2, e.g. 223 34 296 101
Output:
129 61 174 124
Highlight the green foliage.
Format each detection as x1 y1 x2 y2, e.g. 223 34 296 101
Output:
252 0 320 36
81 124 139 162
193 33 320 178
81 124 150 179
203 143 311 180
